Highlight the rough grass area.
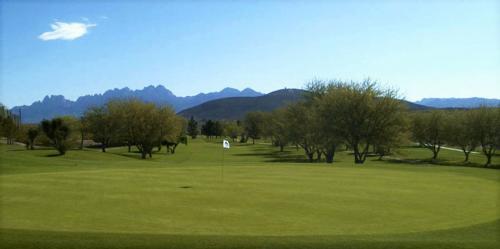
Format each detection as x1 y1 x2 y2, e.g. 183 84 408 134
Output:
1 139 499 249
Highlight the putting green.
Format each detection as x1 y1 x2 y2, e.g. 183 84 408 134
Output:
1 141 498 237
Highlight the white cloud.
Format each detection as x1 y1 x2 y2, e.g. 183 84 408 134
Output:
38 22 96 41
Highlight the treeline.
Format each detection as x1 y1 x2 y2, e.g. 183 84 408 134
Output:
0 104 21 145
3 100 187 159
187 117 244 142
411 108 500 166
242 79 407 164
192 79 499 167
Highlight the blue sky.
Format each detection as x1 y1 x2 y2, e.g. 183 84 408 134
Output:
1 0 498 108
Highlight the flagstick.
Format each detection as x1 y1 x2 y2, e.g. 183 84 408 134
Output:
221 146 225 183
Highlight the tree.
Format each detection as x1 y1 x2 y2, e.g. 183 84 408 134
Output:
318 79 405 164
213 121 224 138
156 106 178 151
244 112 265 144
201 120 215 139
161 115 187 154
187 116 199 139
128 102 162 159
306 82 342 163
411 111 447 161
0 113 18 145
262 110 289 152
83 105 120 152
40 118 71 155
284 103 319 162
27 128 39 150
107 99 138 152
79 116 90 149
470 107 499 166
223 121 242 142
445 110 477 162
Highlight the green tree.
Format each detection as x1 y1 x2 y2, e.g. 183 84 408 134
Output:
187 116 199 139
445 110 477 162
127 102 163 159
160 113 186 154
262 109 289 152
411 111 447 161
0 106 19 145
470 107 499 166
244 112 265 144
318 79 405 164
83 106 120 152
213 121 224 138
40 118 71 155
201 120 215 139
223 121 242 142
284 103 319 162
27 128 39 150
107 99 138 152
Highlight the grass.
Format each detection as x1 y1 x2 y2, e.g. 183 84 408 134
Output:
0 139 499 249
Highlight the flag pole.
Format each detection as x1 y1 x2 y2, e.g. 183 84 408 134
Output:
221 139 225 183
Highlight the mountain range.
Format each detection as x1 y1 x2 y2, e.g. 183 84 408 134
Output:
10 85 262 123
415 98 500 108
9 85 499 123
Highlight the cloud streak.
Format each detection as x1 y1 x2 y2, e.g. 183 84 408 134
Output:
39 22 96 41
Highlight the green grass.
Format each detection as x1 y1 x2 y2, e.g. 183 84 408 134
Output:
1 139 499 249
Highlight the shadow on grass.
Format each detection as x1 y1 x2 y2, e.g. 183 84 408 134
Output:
44 153 64 157
384 157 500 170
233 146 313 163
1 219 498 249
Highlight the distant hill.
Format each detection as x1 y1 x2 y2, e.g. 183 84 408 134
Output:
11 86 262 123
178 89 306 120
178 89 431 120
415 98 500 108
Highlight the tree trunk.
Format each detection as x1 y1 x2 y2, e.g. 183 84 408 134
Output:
306 152 314 162
128 142 131 152
101 144 106 152
252 138 255 144
353 145 364 164
483 146 494 167
279 144 284 152
171 144 178 154
325 149 335 164
485 155 491 167
431 145 441 160
80 134 84 150
316 150 322 161
141 151 146 159
463 150 470 162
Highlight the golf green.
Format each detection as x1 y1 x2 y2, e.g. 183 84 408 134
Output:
1 139 499 248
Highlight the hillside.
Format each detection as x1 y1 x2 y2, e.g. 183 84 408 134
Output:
178 89 431 120
178 89 306 120
10 86 262 123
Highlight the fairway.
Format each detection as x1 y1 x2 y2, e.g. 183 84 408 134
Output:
1 139 499 249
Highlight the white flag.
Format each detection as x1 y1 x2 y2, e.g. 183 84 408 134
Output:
223 139 230 149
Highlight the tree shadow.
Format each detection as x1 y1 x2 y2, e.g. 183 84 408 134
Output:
233 145 312 163
44 153 64 157
384 157 500 169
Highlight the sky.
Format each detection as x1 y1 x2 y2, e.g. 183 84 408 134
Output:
1 0 498 108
